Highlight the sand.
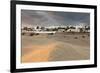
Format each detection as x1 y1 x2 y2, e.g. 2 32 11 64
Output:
21 33 90 63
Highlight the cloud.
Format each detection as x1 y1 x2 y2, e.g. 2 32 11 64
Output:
21 10 90 27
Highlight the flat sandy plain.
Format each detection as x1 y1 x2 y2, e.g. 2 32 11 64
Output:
21 32 90 63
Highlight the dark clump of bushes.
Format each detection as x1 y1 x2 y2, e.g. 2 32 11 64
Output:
87 34 90 37
29 33 34 36
29 33 39 36
48 33 54 35
74 37 78 39
35 33 39 35
22 32 25 35
82 35 85 38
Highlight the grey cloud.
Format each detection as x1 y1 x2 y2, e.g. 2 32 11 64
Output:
21 10 90 26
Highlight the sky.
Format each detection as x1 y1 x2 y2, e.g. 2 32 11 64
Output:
21 10 90 27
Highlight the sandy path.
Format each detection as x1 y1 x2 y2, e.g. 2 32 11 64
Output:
22 41 89 63
49 42 90 61
22 42 58 63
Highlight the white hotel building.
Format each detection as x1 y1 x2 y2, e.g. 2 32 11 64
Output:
21 23 90 34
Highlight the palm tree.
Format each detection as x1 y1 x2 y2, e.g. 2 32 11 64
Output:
41 26 45 31
65 26 69 31
23 27 28 30
70 26 76 29
79 28 83 32
85 26 90 32
36 26 39 29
